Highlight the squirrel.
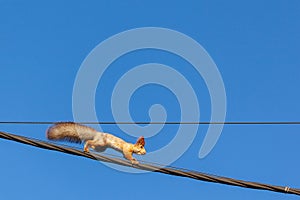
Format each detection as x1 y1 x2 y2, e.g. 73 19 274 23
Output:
46 122 146 164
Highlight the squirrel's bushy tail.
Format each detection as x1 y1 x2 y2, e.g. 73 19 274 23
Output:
46 122 96 143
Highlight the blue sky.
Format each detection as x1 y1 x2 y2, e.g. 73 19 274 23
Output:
0 0 300 199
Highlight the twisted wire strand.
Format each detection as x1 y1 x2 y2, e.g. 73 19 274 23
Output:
0 131 299 196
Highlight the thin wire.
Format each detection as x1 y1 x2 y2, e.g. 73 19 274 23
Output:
0 130 299 196
1 121 300 125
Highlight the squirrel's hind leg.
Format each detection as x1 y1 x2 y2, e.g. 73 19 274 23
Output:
84 140 92 152
84 140 106 153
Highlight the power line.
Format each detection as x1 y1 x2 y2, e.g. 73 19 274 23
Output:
0 130 299 196
1 121 300 125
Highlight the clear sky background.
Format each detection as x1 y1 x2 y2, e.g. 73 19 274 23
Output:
0 0 300 199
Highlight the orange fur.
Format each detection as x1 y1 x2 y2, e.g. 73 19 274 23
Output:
46 122 146 164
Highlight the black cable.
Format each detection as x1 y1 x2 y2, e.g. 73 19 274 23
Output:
0 131 299 196
1 121 300 125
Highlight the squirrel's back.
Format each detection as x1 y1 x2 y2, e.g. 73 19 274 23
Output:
46 122 97 143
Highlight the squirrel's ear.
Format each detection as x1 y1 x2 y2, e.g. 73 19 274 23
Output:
136 136 145 146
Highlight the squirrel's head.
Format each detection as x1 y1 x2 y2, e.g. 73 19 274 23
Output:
134 136 146 155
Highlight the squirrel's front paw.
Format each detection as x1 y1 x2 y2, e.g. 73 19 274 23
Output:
131 159 139 165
